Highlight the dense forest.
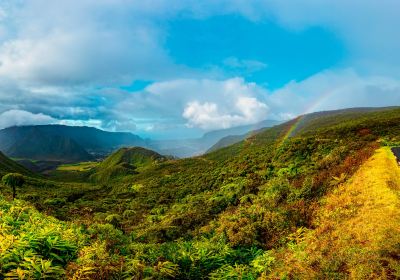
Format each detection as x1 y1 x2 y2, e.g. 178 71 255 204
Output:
1 107 400 279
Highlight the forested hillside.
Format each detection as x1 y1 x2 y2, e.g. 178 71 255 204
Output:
0 151 35 177
90 147 168 182
1 107 400 279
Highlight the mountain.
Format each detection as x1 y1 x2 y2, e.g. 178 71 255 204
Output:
207 108 397 153
206 134 246 152
202 119 281 141
0 125 147 162
206 124 279 153
6 127 93 162
30 125 146 153
4 106 400 279
0 120 280 162
90 147 168 182
150 119 281 157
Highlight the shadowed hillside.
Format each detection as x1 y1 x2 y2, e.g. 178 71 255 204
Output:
0 151 35 177
0 125 147 162
6 129 93 162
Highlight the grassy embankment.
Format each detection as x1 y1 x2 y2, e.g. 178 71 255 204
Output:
270 147 400 279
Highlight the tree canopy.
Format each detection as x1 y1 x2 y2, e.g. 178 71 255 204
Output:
2 173 25 199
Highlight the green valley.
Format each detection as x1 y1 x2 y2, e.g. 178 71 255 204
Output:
2 1 400 279
1 107 400 279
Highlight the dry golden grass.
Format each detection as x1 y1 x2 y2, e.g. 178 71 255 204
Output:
57 161 99 172
268 147 400 279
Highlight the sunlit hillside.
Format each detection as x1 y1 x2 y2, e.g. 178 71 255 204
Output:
269 147 400 279
1 107 400 279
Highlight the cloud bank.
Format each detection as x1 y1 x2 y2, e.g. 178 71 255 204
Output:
0 1 399 136
0 110 56 129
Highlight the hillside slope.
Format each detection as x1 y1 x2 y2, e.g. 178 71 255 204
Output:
34 125 146 152
206 125 274 153
90 147 168 182
6 128 93 162
206 134 247 153
0 151 35 177
270 147 400 278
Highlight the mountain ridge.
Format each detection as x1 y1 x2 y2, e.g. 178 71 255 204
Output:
0 120 281 162
0 124 147 162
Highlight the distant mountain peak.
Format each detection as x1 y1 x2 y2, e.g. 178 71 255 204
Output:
0 125 146 163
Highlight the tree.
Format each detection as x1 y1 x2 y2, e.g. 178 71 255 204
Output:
2 173 25 200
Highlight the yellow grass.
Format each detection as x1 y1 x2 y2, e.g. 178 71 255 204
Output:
57 161 99 172
269 147 400 279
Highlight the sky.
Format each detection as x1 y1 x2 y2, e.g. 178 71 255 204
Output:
0 0 400 139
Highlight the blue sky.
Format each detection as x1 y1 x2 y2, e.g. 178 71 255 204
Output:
0 1 399 139
166 15 345 89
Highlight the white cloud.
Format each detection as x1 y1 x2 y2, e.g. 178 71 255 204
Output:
102 119 138 132
114 77 269 130
58 119 103 129
183 97 268 129
223 57 267 73
5 0 397 88
0 0 399 80
0 0 229 89
90 71 400 132
266 69 400 119
0 109 56 129
0 1 399 136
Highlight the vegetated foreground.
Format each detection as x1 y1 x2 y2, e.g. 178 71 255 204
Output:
270 147 400 279
1 107 400 279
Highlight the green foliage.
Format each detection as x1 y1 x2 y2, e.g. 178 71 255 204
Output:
0 152 35 178
44 197 67 207
2 107 400 279
2 173 25 199
2 173 25 188
0 197 82 279
66 240 123 279
5 257 65 279
90 147 167 182
104 214 122 228
251 251 275 274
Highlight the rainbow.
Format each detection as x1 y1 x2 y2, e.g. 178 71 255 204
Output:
277 89 336 146
279 116 305 144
